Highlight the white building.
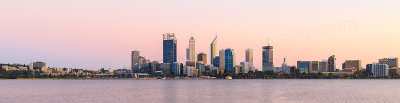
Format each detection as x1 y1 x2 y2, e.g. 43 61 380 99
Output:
371 63 389 77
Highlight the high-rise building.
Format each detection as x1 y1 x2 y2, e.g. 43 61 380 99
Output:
131 51 140 70
224 48 236 74
213 56 220 67
343 60 362 71
379 57 398 69
219 49 225 71
172 62 182 76
297 61 311 74
163 33 177 63
245 49 254 66
262 45 274 72
369 63 389 77
197 53 207 64
310 61 319 73
328 55 336 72
319 60 328 72
187 37 196 62
210 35 217 65
282 57 291 74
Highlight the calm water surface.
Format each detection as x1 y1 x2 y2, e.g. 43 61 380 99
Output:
0 79 399 103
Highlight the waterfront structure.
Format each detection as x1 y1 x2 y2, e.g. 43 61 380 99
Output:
310 61 319 73
343 60 362 71
197 52 207 64
297 61 311 74
210 35 217 65
369 63 389 77
245 49 254 66
187 37 196 62
163 33 177 63
224 48 236 74
219 49 225 72
319 60 328 72
131 51 140 70
262 45 274 72
160 63 172 75
328 55 336 72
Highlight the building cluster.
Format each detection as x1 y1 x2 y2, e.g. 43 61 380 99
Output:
0 61 104 77
130 33 399 78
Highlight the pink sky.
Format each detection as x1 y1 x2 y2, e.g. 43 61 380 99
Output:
1 0 400 70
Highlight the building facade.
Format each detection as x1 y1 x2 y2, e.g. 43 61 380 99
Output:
343 60 362 71
245 49 254 66
163 33 177 63
319 60 328 72
262 46 274 72
224 48 236 74
328 55 336 72
210 36 217 65
187 37 196 62
297 61 311 74
197 53 207 64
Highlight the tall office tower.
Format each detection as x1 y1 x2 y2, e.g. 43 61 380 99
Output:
210 35 217 65
328 55 336 72
163 33 177 63
319 60 328 72
369 63 389 77
224 48 236 74
197 53 207 64
187 37 196 62
379 57 399 69
343 60 362 71
131 51 140 70
310 61 320 73
245 49 254 66
219 49 225 71
262 45 274 72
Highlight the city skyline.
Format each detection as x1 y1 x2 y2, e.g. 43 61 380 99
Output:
1 0 400 69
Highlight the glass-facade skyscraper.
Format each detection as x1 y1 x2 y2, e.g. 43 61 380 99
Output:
210 35 217 65
163 33 177 63
224 48 235 74
262 45 274 72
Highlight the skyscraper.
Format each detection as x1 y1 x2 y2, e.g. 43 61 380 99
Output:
219 49 225 72
245 49 254 66
224 48 236 74
131 51 140 70
210 35 217 65
328 55 336 72
163 33 177 63
187 37 196 62
197 52 207 64
262 45 274 72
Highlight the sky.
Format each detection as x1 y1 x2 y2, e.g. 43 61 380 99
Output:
1 0 400 70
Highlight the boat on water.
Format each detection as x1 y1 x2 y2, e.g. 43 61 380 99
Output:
225 76 233 80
